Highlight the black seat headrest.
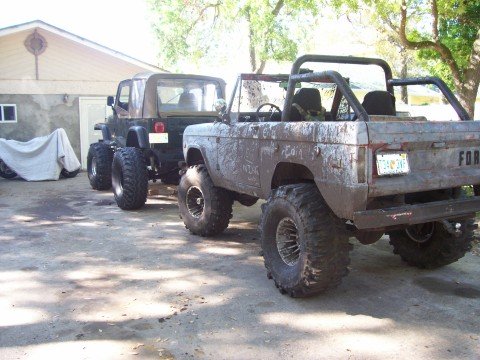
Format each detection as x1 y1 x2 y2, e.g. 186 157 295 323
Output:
290 88 322 121
362 91 395 116
178 92 198 111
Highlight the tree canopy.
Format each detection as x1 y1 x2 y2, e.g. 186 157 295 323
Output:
148 0 319 73
149 0 479 117
332 0 480 117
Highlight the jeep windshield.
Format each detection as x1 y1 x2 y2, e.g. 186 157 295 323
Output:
157 78 223 115
230 73 353 122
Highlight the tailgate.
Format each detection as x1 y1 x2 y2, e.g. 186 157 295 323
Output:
366 121 480 197
154 116 217 149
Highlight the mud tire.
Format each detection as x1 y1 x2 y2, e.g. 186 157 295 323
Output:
0 159 17 179
261 183 351 297
178 165 233 236
388 218 475 269
87 143 113 190
112 147 148 210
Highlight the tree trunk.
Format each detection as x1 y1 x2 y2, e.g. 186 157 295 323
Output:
400 53 408 104
457 87 478 120
246 10 256 72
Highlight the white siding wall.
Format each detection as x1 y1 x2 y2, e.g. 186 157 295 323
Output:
0 31 36 80
0 27 158 95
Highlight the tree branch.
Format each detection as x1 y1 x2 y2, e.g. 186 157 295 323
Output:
272 0 284 16
186 2 222 34
431 0 439 42
399 0 463 86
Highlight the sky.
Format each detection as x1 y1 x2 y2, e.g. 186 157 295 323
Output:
2 0 159 65
1 0 376 78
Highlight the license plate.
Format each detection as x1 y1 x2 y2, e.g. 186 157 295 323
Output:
149 133 169 144
376 153 410 176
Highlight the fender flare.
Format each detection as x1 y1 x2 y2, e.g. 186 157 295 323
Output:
126 126 149 149
94 123 112 141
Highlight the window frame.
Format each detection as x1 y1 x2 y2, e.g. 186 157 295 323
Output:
0 104 18 123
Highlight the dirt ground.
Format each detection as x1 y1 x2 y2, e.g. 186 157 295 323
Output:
1 172 479 360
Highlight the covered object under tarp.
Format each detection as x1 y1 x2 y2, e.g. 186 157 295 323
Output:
0 128 81 181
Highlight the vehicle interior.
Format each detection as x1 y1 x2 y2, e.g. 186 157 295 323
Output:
232 74 356 122
157 78 222 114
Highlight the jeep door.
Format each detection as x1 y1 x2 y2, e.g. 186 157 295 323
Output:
112 79 132 147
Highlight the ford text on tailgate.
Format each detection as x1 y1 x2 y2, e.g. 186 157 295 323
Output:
179 54 480 297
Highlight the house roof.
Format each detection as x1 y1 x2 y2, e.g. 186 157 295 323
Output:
0 20 167 73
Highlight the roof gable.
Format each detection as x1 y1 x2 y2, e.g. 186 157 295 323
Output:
0 20 166 73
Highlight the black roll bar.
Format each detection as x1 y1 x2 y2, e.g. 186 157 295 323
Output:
282 71 369 122
283 54 394 122
388 77 470 121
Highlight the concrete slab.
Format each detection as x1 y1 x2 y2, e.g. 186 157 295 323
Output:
0 173 479 359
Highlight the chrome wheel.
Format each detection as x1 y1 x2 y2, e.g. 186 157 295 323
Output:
276 217 300 266
112 165 124 197
91 157 97 177
186 186 204 218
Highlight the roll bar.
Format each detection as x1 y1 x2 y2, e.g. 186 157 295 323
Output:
282 54 394 122
282 70 369 122
388 77 470 121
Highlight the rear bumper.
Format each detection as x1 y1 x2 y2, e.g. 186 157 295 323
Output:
353 196 480 230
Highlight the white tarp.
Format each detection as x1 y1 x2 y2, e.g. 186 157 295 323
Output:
0 128 81 181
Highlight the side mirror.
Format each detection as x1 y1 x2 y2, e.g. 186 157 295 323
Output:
107 96 115 107
214 98 227 114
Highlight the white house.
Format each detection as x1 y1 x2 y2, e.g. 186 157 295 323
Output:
0 20 165 167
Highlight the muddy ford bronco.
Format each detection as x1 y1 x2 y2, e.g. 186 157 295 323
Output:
87 72 225 210
178 55 480 297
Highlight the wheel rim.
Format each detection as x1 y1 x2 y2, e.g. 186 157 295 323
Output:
276 217 300 266
91 157 97 177
405 222 435 243
112 164 123 197
186 186 204 218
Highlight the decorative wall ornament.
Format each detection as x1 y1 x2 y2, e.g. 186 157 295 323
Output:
24 30 47 55
24 30 47 80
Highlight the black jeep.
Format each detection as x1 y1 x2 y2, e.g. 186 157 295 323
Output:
87 72 226 210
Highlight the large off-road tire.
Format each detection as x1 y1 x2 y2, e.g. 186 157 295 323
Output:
178 165 233 236
0 159 17 179
112 147 149 210
87 143 113 190
388 218 475 269
261 183 351 297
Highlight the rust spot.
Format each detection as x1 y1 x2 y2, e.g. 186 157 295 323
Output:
387 211 412 220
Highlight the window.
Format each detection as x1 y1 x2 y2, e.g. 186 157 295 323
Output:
118 84 130 111
0 104 17 123
157 78 222 114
